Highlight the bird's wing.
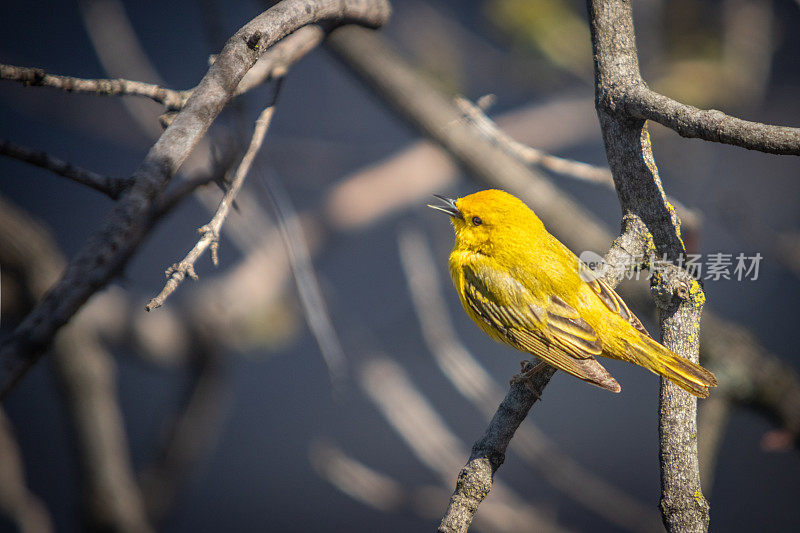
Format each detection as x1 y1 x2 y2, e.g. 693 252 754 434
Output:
462 264 621 392
585 277 651 337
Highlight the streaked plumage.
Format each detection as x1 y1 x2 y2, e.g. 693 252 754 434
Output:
430 189 717 397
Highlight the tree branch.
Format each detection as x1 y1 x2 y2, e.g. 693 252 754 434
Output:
0 139 132 199
360 357 564 533
0 0 391 399
586 1 708 531
453 95 702 237
0 63 188 109
326 25 610 254
454 96 614 185
0 23 324 113
146 84 281 311
626 84 800 156
437 365 556 533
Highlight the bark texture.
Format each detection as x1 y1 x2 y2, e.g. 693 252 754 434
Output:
0 0 391 398
586 1 708 530
437 366 557 533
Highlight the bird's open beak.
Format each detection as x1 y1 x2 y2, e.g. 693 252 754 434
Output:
428 194 463 219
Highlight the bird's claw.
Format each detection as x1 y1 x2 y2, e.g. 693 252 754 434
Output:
510 360 550 391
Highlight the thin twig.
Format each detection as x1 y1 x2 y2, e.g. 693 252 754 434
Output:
0 23 324 118
453 96 703 233
256 167 348 391
454 96 613 185
146 81 282 311
0 139 132 199
437 364 557 533
0 0 391 399
0 63 189 109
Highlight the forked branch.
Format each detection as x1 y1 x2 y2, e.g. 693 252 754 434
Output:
146 83 282 311
0 0 391 398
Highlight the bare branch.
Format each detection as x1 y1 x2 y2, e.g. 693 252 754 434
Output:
0 63 188 109
454 96 613 185
0 0 391 398
326 25 610 254
0 139 132 199
235 25 325 94
437 365 557 533
146 88 281 311
0 197 151 531
626 85 800 156
453 96 702 234
360 357 565 533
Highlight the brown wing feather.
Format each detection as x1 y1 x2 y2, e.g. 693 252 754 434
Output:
462 267 620 393
587 277 651 337
547 296 603 358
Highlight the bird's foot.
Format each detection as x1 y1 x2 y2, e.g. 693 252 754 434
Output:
510 360 549 391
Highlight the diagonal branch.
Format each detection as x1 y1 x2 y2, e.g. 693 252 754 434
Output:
146 82 282 311
360 357 564 533
437 365 557 533
454 96 613 185
0 139 132 199
0 0 391 399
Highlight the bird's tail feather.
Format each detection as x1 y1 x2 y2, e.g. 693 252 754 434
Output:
627 336 717 398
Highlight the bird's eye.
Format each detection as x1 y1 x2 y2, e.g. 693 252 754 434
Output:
472 216 482 226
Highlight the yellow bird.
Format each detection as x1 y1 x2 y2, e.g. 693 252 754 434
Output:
429 189 717 397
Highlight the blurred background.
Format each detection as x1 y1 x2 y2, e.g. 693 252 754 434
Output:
1 0 799 531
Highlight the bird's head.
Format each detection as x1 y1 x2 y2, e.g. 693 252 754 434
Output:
428 189 544 256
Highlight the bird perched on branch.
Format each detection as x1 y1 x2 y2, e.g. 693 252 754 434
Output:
429 189 716 397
